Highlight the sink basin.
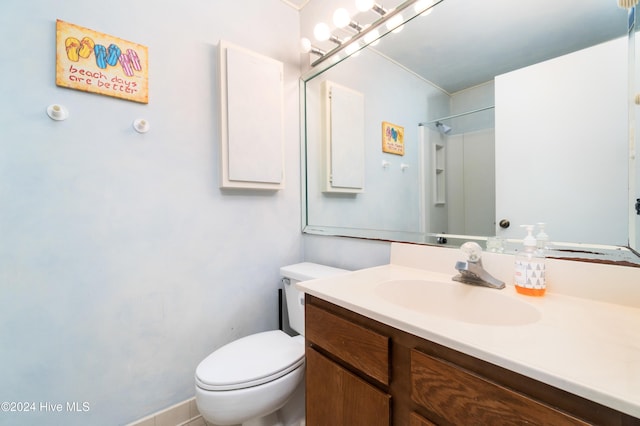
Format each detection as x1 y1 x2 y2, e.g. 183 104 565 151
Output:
375 280 541 326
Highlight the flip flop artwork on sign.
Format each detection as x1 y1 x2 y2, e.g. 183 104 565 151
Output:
55 19 149 104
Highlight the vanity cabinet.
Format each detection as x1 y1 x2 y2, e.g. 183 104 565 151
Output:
304 295 640 426
306 348 390 425
410 350 588 425
305 300 391 425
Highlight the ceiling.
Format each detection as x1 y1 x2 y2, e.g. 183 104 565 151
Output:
280 0 310 11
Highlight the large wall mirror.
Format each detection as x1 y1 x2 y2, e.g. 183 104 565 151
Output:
301 0 640 265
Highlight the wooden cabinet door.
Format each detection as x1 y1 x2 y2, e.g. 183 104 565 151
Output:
409 412 437 426
306 347 390 426
306 302 390 385
410 349 590 426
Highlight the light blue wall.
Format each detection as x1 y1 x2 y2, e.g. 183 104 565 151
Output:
0 1 303 424
304 49 449 233
303 234 391 271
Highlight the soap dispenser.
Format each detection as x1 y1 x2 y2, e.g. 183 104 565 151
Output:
535 222 550 256
514 225 546 296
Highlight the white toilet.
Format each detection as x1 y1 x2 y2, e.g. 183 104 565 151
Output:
195 262 349 426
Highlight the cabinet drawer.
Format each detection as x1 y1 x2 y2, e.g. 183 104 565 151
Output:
409 412 436 426
306 302 390 385
306 347 391 426
410 349 590 425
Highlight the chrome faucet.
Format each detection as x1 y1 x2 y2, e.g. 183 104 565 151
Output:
452 242 505 289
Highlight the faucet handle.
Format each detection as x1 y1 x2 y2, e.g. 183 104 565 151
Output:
460 242 483 262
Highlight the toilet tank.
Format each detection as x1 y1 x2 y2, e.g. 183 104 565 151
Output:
280 262 349 335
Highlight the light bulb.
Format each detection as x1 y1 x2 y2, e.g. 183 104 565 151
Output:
363 28 380 45
313 22 331 42
355 0 374 12
300 37 312 53
345 41 360 55
333 8 351 28
386 13 403 33
414 0 434 15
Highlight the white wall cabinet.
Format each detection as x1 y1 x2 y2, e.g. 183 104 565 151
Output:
218 40 284 190
322 80 365 193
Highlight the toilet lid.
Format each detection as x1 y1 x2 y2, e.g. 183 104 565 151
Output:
195 330 305 391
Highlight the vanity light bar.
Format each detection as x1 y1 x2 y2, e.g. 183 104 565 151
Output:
305 0 440 67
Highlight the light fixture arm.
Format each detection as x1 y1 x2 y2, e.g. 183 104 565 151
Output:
371 3 388 16
328 34 345 45
348 21 365 32
309 46 327 56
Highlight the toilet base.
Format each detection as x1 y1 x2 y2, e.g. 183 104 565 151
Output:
277 379 305 426
243 412 283 426
196 364 305 426
240 380 304 426
201 380 304 426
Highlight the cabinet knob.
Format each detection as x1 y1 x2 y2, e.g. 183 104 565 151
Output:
499 219 510 229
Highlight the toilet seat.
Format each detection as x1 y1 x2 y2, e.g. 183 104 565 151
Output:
195 330 304 391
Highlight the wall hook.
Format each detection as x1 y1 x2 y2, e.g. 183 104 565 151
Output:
381 160 390 169
47 104 68 121
400 163 410 172
133 118 150 133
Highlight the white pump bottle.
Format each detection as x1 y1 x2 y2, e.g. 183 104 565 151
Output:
514 225 546 296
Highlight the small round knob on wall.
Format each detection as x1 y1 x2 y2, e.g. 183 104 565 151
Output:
133 118 150 133
499 219 510 229
47 104 68 121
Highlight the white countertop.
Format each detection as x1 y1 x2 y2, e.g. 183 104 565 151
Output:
297 263 640 418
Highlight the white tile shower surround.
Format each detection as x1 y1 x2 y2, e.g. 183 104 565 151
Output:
126 397 205 426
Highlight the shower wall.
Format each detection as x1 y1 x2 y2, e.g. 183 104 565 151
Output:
446 128 496 236
426 82 496 237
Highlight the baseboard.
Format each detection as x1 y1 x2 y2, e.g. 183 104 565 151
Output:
126 397 204 426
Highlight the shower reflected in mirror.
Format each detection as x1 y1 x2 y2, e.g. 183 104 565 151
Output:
435 121 451 134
